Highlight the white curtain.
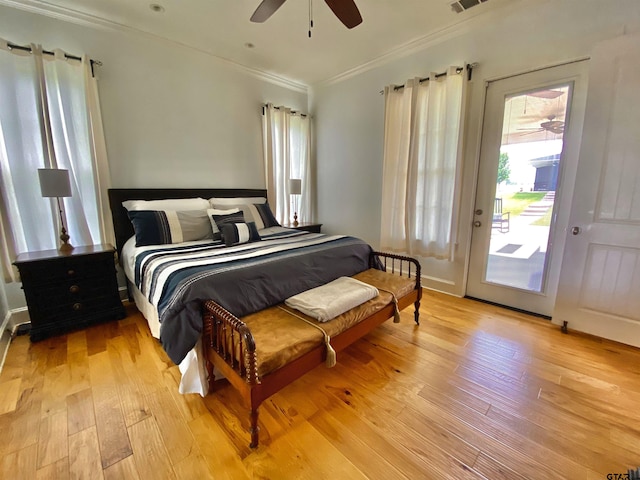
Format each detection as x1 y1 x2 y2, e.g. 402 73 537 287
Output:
0 40 111 281
380 67 466 260
262 103 311 224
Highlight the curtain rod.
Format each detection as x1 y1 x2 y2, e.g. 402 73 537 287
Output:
6 42 102 69
379 64 476 95
262 104 307 118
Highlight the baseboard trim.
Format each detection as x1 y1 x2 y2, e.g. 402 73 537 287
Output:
0 310 13 373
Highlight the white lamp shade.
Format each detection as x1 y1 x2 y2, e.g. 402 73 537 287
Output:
288 178 302 195
38 168 71 198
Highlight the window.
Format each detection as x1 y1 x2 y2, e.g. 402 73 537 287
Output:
380 67 467 260
0 41 110 281
261 104 311 225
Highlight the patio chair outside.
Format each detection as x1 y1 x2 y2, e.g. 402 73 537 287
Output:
493 197 510 233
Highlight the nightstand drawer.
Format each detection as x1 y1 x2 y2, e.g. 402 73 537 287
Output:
25 279 117 311
31 294 122 322
18 253 114 285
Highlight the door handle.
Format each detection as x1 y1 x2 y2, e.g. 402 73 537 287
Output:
571 226 580 235
474 220 482 227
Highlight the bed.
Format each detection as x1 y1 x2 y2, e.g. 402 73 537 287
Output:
108 188 422 446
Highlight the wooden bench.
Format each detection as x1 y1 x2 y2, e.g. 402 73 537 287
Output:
202 251 421 448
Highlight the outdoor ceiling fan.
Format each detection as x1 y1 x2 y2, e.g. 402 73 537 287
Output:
519 115 565 136
539 116 565 134
250 0 363 30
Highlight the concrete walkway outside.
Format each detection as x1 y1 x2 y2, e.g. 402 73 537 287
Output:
485 191 555 291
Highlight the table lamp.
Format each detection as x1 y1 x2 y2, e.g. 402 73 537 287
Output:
38 168 74 253
288 178 302 227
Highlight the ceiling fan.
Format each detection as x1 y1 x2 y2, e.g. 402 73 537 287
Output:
250 0 363 29
518 115 565 136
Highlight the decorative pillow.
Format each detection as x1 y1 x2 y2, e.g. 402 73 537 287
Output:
128 210 213 246
206 208 240 240
252 203 281 229
212 210 245 241
123 197 210 211
210 199 279 230
221 222 261 247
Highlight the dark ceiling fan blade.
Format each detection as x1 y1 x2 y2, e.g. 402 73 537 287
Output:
324 0 362 29
250 0 288 23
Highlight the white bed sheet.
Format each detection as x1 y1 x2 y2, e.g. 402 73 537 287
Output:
122 236 213 396
120 226 292 396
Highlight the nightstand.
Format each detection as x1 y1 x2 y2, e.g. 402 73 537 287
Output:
283 222 323 233
14 244 125 341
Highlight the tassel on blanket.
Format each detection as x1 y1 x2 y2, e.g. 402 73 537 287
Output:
324 335 337 368
393 299 401 323
379 288 401 323
279 306 337 368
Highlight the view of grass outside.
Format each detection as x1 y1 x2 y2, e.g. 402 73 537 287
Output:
532 208 553 226
498 192 546 217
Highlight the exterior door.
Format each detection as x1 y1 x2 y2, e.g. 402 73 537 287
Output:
553 34 640 347
466 62 588 316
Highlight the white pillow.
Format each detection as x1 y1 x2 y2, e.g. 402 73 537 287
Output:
123 197 210 211
208 197 266 206
209 197 269 229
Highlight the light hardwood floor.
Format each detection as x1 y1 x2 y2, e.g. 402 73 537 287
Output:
0 291 639 479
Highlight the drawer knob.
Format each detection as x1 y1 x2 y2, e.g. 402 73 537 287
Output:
72 303 82 311
69 285 80 294
67 269 76 277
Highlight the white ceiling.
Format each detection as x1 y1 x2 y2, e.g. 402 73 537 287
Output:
4 0 516 87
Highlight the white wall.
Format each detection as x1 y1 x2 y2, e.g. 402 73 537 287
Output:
311 0 640 295
0 5 308 308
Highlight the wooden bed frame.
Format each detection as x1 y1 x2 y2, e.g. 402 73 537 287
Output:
107 188 423 448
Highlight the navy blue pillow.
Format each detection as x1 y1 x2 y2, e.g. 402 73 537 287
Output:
127 210 212 246
221 222 261 247
212 210 245 241
254 203 280 228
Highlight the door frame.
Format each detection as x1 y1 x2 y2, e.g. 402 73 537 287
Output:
463 59 590 316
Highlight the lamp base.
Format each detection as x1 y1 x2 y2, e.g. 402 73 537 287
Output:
59 227 74 253
59 242 74 253
293 212 299 227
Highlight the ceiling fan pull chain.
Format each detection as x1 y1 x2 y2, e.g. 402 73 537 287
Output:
309 0 313 38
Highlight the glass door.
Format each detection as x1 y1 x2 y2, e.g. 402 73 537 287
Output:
466 62 588 316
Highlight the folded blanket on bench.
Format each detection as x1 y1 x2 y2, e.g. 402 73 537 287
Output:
285 276 379 322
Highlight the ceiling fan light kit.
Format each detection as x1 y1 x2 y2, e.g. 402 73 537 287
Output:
250 0 362 35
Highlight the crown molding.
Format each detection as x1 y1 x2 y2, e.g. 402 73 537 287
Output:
314 0 533 88
0 0 308 94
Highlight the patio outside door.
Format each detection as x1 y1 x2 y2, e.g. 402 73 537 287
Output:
466 62 588 316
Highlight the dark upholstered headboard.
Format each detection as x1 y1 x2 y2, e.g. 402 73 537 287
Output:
108 188 268 259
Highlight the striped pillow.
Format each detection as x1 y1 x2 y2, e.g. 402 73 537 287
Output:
211 210 245 241
207 208 240 240
210 200 279 230
221 222 261 247
128 210 213 246
252 203 280 229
